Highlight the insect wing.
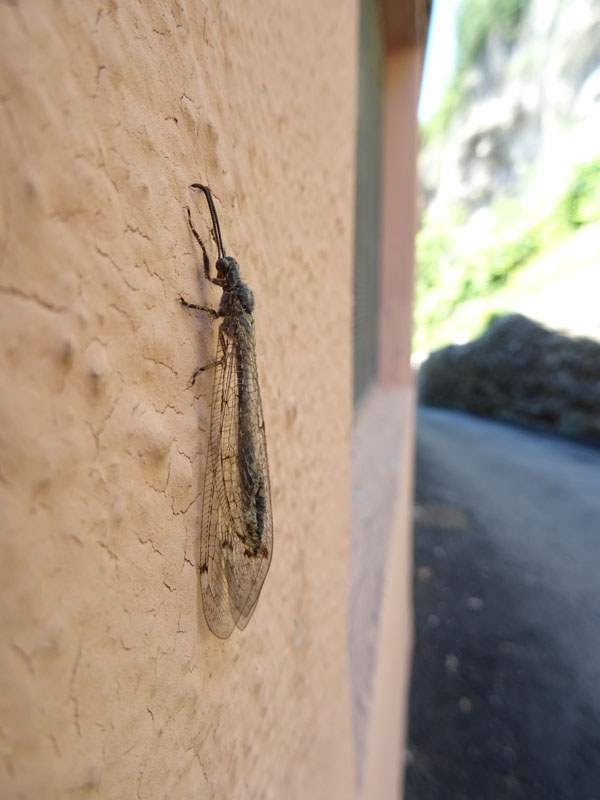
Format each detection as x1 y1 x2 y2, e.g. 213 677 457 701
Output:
200 326 273 638
199 332 237 638
224 326 273 630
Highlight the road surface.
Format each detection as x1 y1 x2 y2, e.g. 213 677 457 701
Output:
404 407 600 800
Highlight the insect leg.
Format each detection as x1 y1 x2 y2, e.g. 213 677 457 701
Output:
191 360 219 385
184 206 212 281
190 328 228 385
179 297 219 318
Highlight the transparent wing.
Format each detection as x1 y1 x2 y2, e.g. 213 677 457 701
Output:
200 319 273 638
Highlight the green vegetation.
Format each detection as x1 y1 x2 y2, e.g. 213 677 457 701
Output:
456 0 529 73
421 74 465 144
416 1 600 357
414 158 600 355
558 160 600 228
422 0 530 142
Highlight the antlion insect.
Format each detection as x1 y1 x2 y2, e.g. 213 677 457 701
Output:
180 184 273 639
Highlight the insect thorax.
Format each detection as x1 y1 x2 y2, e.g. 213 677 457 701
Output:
219 280 255 316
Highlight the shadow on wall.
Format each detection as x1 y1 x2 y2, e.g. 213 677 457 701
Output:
418 313 600 443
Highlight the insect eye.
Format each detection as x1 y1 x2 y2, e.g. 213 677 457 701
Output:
216 258 229 277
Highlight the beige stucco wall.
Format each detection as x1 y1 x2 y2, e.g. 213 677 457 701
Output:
0 2 358 797
354 39 422 800
351 387 415 800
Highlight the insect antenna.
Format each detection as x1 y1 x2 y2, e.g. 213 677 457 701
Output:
190 184 226 259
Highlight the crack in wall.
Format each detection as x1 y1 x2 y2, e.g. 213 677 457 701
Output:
0 284 69 314
69 638 84 737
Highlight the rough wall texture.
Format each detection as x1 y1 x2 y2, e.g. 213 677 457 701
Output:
0 2 357 798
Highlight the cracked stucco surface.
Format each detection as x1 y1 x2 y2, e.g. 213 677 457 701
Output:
0 2 357 797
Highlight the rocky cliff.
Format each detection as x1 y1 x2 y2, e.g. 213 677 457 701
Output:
416 1 600 441
420 0 600 224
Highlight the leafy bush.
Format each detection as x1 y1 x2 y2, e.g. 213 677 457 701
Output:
559 159 600 228
415 226 452 300
414 157 600 352
414 218 546 354
485 226 542 286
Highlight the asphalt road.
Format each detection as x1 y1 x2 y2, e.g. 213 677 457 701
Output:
404 407 600 800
